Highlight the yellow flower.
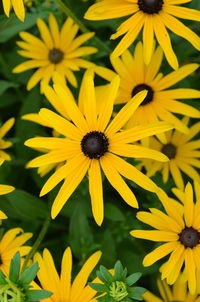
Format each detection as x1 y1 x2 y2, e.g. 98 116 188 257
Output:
0 159 15 219
131 182 200 295
34 247 101 302
95 42 200 141
0 118 15 161
2 0 25 21
24 70 172 225
13 14 97 91
0 228 32 275
143 274 200 302
138 118 200 190
85 0 200 70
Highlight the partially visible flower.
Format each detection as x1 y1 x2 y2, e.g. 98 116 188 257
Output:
34 247 101 302
95 42 200 141
2 0 25 21
85 0 200 69
138 118 200 190
131 182 200 295
0 159 15 219
0 228 32 275
0 118 15 161
13 14 97 90
143 274 200 302
24 70 172 225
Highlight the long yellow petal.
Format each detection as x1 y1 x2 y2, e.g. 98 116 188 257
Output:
130 230 178 241
153 14 178 70
89 160 104 226
105 90 147 137
51 157 90 219
100 155 138 208
70 251 102 300
61 247 72 302
143 15 154 65
142 242 177 266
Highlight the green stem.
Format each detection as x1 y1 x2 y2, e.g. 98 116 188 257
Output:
55 0 111 54
21 214 51 272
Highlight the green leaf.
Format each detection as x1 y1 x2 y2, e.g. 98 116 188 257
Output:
0 81 18 96
6 189 48 219
99 266 113 284
104 203 125 222
19 262 39 285
9 252 20 282
126 273 142 286
114 261 123 280
88 282 108 293
0 270 7 285
26 290 52 301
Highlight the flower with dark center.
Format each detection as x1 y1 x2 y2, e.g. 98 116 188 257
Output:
48 48 64 64
179 227 200 248
161 143 176 159
81 131 109 159
131 182 200 294
138 0 164 14
131 84 154 106
85 0 200 69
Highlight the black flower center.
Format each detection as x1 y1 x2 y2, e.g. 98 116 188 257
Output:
161 143 176 159
48 48 64 64
81 131 109 159
179 227 200 248
138 0 164 14
131 84 154 106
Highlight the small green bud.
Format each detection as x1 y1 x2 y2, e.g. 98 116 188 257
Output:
109 281 128 301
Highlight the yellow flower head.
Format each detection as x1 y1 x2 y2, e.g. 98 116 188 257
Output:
34 247 101 302
2 0 25 21
0 228 32 275
0 159 15 219
131 182 200 295
138 117 200 190
13 14 97 91
24 70 172 225
143 274 200 302
96 41 200 141
85 0 200 70
0 118 15 162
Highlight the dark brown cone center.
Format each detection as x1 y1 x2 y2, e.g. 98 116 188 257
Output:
48 48 64 64
161 143 176 159
179 227 200 248
81 131 109 159
138 0 164 14
131 84 154 106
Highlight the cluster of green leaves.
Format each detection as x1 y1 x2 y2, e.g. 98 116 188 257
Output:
89 261 145 302
0 0 199 295
0 252 51 302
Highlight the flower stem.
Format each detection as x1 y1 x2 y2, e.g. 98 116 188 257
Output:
21 214 51 272
55 0 111 55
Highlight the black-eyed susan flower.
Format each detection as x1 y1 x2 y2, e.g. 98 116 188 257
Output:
33 247 101 302
143 274 200 302
131 182 200 294
0 118 15 161
2 0 25 21
0 159 15 219
85 0 200 69
138 118 200 190
95 42 200 140
24 70 172 225
13 14 97 91
0 228 32 275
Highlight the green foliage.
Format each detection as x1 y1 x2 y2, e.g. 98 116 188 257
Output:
89 261 146 302
0 252 52 302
